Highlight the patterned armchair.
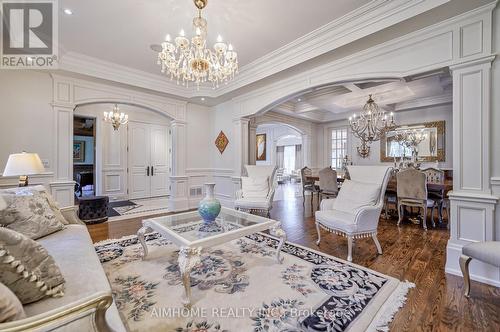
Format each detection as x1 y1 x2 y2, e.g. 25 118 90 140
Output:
315 166 392 262
235 165 278 217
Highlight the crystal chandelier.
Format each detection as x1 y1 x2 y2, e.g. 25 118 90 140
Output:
103 104 128 131
157 0 238 89
401 128 427 148
397 127 428 162
349 94 397 158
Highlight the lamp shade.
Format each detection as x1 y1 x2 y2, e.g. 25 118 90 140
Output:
2 152 45 177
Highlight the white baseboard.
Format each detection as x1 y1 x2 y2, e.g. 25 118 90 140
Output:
445 267 500 288
446 241 500 287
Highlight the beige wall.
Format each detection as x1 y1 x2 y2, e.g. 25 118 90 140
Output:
0 71 54 173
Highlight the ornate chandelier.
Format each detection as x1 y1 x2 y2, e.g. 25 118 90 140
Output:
396 127 427 162
401 128 427 148
349 94 396 158
157 0 238 89
103 104 128 131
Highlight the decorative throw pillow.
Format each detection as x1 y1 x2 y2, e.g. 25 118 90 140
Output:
0 186 69 225
241 176 269 198
0 192 65 239
0 281 26 322
333 179 381 214
0 227 65 304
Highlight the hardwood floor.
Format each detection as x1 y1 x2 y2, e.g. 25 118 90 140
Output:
87 187 500 331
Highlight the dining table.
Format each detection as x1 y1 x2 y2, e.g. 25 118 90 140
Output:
386 179 453 196
305 175 345 183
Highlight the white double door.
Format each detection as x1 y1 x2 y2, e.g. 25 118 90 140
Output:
128 122 170 199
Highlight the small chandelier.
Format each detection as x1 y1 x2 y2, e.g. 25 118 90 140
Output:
157 0 238 89
397 127 427 162
402 128 427 148
104 104 128 131
349 94 397 158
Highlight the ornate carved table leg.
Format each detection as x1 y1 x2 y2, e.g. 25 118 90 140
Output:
137 226 152 260
178 247 202 308
271 222 287 264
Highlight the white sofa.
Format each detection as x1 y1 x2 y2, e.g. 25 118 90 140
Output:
0 187 125 332
315 166 393 262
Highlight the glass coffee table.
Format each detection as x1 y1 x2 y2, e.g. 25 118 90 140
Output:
136 207 286 307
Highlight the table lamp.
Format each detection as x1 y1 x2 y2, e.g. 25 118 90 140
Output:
2 152 45 187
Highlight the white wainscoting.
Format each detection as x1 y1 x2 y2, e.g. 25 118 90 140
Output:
214 169 237 208
101 122 128 200
185 168 236 209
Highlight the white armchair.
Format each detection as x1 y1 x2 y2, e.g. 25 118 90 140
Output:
315 166 393 262
235 165 277 217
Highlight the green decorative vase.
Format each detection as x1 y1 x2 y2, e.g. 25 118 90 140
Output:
198 183 221 223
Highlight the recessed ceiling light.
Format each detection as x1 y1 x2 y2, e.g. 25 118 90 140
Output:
201 97 205 101
297 98 302 102
63 8 73 15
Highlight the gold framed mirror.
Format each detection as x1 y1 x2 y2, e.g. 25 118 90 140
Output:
380 121 445 162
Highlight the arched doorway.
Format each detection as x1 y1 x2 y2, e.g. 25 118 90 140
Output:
51 74 189 211
74 102 173 204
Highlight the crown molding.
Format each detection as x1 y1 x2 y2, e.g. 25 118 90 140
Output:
58 52 198 99
56 0 452 100
215 0 451 95
231 1 497 108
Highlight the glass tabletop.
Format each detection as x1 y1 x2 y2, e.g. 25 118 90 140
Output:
143 207 276 244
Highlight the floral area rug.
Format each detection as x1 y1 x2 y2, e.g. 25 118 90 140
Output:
95 232 414 332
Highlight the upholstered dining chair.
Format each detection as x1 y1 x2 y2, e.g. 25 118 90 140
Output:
315 166 393 262
422 167 446 224
383 171 397 219
396 169 435 230
235 165 277 217
319 167 338 201
301 166 320 209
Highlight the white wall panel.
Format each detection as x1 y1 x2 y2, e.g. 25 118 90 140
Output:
461 21 484 57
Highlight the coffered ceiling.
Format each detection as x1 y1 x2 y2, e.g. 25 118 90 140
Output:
270 72 452 123
57 0 453 100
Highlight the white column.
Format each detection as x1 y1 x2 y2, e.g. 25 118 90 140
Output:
446 57 499 286
169 120 189 211
230 118 249 202
233 118 250 176
248 120 257 166
50 103 77 207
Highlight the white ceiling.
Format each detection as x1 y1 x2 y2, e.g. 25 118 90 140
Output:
270 72 452 123
59 0 371 73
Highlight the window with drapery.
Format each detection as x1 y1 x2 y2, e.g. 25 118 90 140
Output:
283 145 296 173
331 128 348 169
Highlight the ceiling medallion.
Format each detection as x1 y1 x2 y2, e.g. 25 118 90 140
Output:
349 94 397 158
157 0 238 89
103 104 128 130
